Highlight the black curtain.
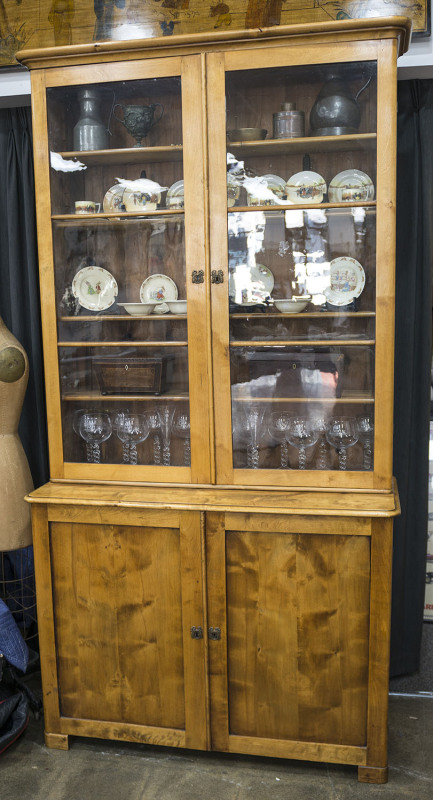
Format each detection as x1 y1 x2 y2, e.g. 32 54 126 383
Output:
0 107 49 489
391 80 433 676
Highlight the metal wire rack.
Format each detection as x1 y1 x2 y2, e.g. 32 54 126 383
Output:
0 546 38 647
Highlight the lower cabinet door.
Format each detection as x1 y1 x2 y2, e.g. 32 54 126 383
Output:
35 504 208 750
206 511 372 765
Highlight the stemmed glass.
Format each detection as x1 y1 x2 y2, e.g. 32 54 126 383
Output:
154 406 176 466
148 411 162 465
286 416 319 470
312 416 329 470
78 411 112 463
269 412 291 468
173 412 191 466
112 409 131 463
357 415 374 471
326 416 358 471
234 406 267 469
115 413 149 465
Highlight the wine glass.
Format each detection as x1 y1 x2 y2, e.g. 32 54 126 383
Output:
234 406 267 469
148 411 162 465
78 411 112 463
286 416 319 470
174 412 191 466
154 406 176 466
269 411 291 468
115 413 149 465
326 416 358 471
311 415 329 470
112 409 131 463
357 415 374 471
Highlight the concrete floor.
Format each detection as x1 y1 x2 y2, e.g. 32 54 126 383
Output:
0 675 432 800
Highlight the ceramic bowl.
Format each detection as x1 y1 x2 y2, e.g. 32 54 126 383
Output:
273 296 311 313
166 300 187 314
227 128 267 141
285 171 326 204
118 302 155 315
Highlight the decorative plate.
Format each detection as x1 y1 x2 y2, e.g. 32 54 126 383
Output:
229 263 274 306
140 273 178 314
247 173 285 206
103 184 125 213
285 170 326 204
72 266 118 311
167 180 185 209
123 187 160 212
328 169 375 203
324 257 365 306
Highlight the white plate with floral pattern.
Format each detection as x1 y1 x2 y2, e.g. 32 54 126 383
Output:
140 273 178 314
72 266 118 311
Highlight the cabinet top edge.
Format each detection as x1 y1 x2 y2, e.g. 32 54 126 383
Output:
16 16 412 70
26 480 401 517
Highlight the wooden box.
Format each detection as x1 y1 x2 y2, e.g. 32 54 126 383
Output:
94 355 174 395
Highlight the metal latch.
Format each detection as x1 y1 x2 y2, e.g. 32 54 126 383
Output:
192 270 204 284
208 627 221 640
211 269 224 284
190 626 203 639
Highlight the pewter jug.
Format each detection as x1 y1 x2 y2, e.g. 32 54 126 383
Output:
113 103 164 147
309 74 372 136
73 88 109 151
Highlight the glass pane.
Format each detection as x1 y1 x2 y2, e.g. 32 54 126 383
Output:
47 76 190 468
225 61 377 473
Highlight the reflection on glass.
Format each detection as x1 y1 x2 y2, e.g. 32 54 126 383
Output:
326 416 358 470
78 411 112 463
115 413 149 465
286 417 319 470
357 415 374 471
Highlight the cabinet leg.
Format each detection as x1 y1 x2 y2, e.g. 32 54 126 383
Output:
358 765 388 784
45 732 69 750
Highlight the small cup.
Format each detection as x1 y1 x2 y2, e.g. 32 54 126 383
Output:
74 201 100 214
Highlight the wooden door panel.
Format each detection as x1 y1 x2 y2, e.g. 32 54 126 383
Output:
223 526 370 746
50 521 185 729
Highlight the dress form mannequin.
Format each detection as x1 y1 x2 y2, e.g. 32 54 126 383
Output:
0 316 34 550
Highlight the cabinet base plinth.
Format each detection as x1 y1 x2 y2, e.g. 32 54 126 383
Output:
358 765 388 784
45 732 69 750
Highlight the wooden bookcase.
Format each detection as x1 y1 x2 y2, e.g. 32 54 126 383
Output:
18 16 411 783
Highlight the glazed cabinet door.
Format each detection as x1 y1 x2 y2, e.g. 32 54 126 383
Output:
31 54 212 483
207 37 397 490
32 503 208 750
206 511 372 765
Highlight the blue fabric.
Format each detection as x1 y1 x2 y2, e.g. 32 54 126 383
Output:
0 599 29 673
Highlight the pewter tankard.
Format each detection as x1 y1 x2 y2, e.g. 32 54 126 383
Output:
113 103 164 147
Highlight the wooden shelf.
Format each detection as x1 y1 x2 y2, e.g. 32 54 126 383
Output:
58 341 188 347
230 201 376 213
226 132 376 157
58 145 183 165
60 315 187 321
62 392 189 402
230 339 375 347
232 395 374 403
52 209 184 222
230 311 376 318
